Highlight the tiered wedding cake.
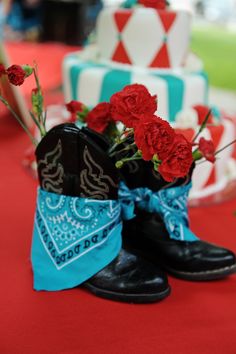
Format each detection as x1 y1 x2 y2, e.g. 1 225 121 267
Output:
62 3 236 201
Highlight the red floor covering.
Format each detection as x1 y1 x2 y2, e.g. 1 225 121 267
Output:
1 42 236 354
1 115 236 354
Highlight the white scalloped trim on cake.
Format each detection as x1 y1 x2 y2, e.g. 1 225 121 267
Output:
174 108 199 129
189 175 229 199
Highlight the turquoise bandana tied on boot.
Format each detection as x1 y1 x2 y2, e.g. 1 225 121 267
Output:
31 188 126 291
119 182 199 242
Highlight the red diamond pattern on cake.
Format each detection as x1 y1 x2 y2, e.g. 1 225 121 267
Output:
112 11 132 64
149 43 170 68
149 11 176 68
106 9 190 68
114 10 132 32
112 41 132 64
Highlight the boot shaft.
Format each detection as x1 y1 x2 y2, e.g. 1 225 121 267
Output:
35 123 119 199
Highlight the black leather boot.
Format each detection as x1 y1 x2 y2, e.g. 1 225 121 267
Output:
32 123 170 302
121 160 236 281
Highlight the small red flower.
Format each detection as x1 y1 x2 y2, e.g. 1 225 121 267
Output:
0 64 6 77
110 84 157 128
158 134 193 182
66 100 85 114
6 65 26 86
66 100 87 123
198 137 216 163
32 88 39 95
138 0 167 10
193 105 214 125
87 102 112 133
134 114 175 161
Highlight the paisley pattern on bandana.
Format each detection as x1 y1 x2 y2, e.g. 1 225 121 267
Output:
31 188 123 291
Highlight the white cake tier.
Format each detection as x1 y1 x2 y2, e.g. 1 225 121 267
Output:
96 7 191 68
63 51 208 123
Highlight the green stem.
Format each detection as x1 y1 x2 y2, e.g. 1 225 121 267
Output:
29 110 44 136
108 129 134 154
33 67 46 136
109 142 136 157
215 139 236 156
122 156 142 163
192 109 212 143
0 95 38 146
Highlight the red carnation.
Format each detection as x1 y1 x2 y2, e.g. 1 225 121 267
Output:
198 137 216 163
87 102 112 133
66 100 87 123
138 0 167 10
32 88 39 95
0 64 6 77
110 84 157 128
6 65 26 86
66 100 84 114
158 134 193 182
134 114 175 161
193 105 214 125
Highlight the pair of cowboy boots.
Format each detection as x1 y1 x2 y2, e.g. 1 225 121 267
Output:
31 123 236 304
32 123 170 303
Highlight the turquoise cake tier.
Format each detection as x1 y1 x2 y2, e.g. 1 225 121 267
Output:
63 52 208 122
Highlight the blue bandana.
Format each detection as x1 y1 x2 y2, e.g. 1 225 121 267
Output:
31 188 130 291
119 182 199 242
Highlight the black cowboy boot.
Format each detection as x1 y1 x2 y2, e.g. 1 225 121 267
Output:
121 160 236 281
32 123 170 302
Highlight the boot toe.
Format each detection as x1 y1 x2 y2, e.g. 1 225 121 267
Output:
129 259 169 295
201 243 236 270
164 241 236 280
84 250 170 303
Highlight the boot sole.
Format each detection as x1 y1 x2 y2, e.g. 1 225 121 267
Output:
163 263 236 281
82 283 171 303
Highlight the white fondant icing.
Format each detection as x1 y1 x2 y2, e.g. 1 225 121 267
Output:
96 8 191 68
62 55 79 102
77 67 110 107
184 52 204 72
122 9 163 67
189 176 229 199
97 8 118 60
226 158 236 180
168 11 191 67
181 74 206 109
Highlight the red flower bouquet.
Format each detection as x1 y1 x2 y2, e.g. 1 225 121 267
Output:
66 84 236 183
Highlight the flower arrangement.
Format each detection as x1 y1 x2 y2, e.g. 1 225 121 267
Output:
0 63 235 183
65 84 236 183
